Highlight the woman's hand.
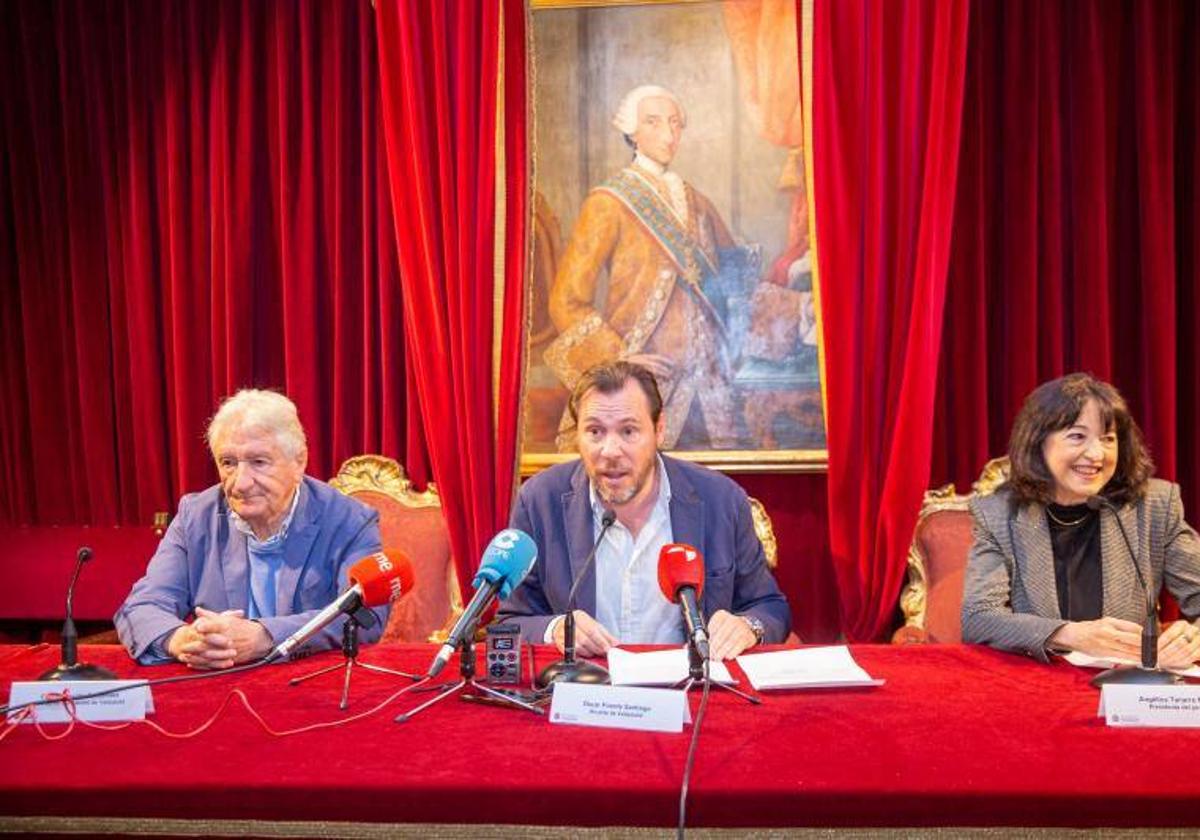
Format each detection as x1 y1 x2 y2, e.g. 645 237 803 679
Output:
1157 620 1200 670
1048 616 1143 661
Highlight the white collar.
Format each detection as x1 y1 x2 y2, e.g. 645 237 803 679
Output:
633 152 668 177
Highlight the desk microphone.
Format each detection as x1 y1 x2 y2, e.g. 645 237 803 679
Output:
1085 495 1176 686
658 543 710 661
264 549 414 663
39 546 117 681
536 508 616 688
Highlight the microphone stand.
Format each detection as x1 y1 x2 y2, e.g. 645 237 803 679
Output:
673 636 760 705
40 547 117 681
1086 496 1179 687
537 510 617 688
394 616 544 723
287 605 420 709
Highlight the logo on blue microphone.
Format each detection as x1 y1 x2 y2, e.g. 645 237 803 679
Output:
492 529 521 554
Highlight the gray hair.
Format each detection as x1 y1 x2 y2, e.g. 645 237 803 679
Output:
611 84 687 136
206 389 307 460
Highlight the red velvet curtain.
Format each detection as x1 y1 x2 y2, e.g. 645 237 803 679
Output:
816 0 1198 640
4 0 1193 641
0 0 428 527
813 0 970 641
931 0 1200 525
374 0 528 595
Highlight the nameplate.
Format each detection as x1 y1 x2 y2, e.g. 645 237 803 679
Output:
549 682 691 733
1099 684 1200 728
6 680 154 724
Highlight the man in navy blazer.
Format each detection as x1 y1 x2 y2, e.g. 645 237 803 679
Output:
497 361 790 660
115 390 382 666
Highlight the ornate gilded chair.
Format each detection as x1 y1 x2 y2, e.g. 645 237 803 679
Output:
330 456 462 643
747 496 779 572
891 457 1010 644
748 496 802 643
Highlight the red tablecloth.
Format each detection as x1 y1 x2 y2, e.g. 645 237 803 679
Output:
0 643 1197 830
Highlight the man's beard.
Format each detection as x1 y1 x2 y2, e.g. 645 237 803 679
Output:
595 458 655 507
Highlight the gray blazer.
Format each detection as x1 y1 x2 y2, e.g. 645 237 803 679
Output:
962 478 1200 661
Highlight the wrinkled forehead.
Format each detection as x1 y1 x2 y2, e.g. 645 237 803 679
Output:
212 424 287 457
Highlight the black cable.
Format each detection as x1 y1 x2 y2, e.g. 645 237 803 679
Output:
0 656 273 717
677 656 711 840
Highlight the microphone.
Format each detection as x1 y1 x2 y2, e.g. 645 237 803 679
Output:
428 529 537 678
536 509 617 688
39 546 118 681
1084 495 1176 686
265 549 414 663
658 543 709 660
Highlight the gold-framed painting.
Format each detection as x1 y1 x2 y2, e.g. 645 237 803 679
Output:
521 0 825 474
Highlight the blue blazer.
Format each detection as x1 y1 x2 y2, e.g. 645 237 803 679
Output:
115 476 383 662
496 455 791 644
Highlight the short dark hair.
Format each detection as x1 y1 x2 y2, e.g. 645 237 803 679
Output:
567 360 663 428
1006 373 1153 506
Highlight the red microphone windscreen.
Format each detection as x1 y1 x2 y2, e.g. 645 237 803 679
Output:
349 549 415 606
657 543 705 603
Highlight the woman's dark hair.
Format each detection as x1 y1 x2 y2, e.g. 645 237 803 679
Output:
1006 373 1153 506
567 360 663 428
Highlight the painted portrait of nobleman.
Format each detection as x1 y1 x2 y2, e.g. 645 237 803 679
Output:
544 85 750 452
525 2 824 463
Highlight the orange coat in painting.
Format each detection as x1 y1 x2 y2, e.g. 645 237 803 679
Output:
544 162 741 450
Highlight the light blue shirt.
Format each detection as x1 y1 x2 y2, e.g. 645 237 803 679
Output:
145 483 302 660
543 457 682 642
231 483 302 619
589 456 684 644
544 457 684 644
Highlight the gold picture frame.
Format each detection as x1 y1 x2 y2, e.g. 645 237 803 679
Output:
521 0 826 474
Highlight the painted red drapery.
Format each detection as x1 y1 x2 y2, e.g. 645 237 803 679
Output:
813 0 970 641
0 0 428 525
373 0 528 595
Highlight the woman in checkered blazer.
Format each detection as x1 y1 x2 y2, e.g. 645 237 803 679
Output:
962 373 1200 668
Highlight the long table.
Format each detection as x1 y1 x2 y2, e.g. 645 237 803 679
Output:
0 643 1197 834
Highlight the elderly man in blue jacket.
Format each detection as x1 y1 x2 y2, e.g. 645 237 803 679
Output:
115 389 382 667
497 361 790 660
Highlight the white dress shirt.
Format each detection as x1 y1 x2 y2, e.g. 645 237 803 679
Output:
546 456 685 644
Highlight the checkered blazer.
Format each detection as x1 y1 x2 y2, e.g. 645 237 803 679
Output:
961 479 1200 661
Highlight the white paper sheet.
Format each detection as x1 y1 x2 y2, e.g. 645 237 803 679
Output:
606 646 735 686
735 645 883 690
